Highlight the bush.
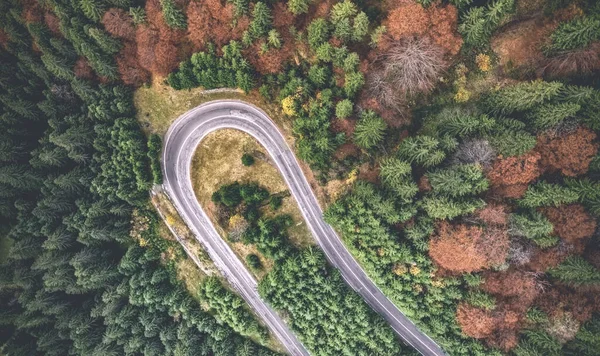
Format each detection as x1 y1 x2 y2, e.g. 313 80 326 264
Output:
246 254 262 270
241 153 255 166
269 195 283 210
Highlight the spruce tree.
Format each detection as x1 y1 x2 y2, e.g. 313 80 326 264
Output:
549 256 600 286
353 110 386 149
485 81 564 115
160 0 187 29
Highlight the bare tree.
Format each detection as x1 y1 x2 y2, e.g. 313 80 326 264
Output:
452 139 496 168
506 238 533 266
367 37 446 110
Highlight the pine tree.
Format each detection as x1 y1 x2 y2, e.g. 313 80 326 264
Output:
547 16 600 54
343 71 364 97
379 157 418 199
267 29 281 48
129 7 147 24
485 81 564 114
427 164 489 198
526 102 581 131
354 110 386 149
80 0 105 22
160 0 187 29
249 2 272 39
288 0 311 15
549 256 600 286
229 0 250 16
335 99 353 118
307 18 330 50
398 136 446 168
509 211 558 248
487 130 537 157
458 0 515 48
519 181 580 208
87 27 121 55
421 196 485 220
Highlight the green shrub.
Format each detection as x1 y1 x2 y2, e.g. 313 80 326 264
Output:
241 153 255 166
246 254 262 270
269 195 283 210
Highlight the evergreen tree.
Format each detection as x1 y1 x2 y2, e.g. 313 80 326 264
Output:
129 6 146 24
379 157 418 200
160 0 187 29
335 99 353 118
526 102 581 131
288 0 311 15
519 181 580 208
343 71 364 97
547 16 600 54
79 0 105 22
229 0 250 16
307 18 330 50
458 0 515 48
249 2 272 39
485 81 564 115
509 211 557 248
397 135 446 168
549 256 600 286
354 110 387 149
427 164 489 198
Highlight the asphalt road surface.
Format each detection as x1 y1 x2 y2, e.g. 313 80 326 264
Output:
162 100 446 356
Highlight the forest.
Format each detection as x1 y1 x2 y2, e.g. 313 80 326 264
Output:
1 0 600 354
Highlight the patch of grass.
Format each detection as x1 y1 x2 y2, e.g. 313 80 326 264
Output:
191 129 315 277
134 78 295 139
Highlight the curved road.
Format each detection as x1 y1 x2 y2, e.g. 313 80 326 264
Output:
162 100 446 356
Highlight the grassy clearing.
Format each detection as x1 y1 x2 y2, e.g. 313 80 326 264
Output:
191 129 315 277
134 78 295 140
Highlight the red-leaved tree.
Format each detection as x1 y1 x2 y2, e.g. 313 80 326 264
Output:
537 127 598 176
